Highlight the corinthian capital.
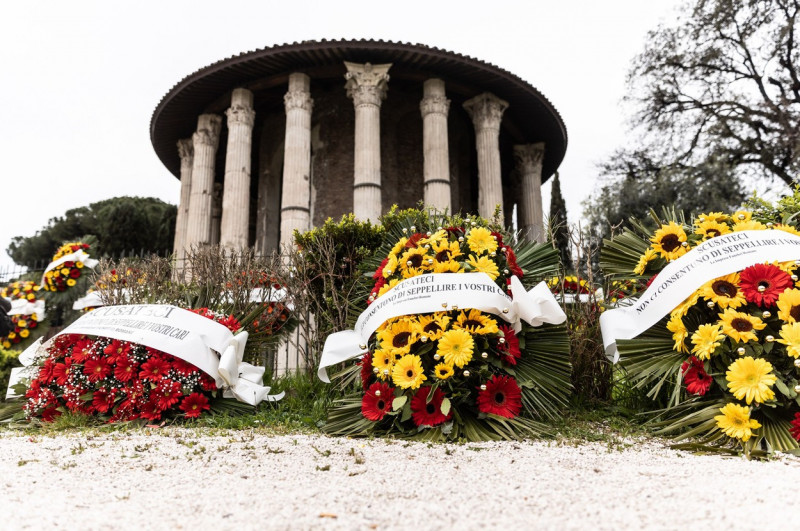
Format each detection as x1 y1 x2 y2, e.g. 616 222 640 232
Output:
514 143 546 173
344 61 391 107
284 90 313 112
226 104 255 127
463 93 509 132
420 95 450 117
177 138 194 162
192 114 222 149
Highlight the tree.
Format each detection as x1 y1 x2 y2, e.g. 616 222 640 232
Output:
548 172 572 270
624 0 800 187
8 197 177 267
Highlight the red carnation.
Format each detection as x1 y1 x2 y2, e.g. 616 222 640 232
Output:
361 382 394 421
139 357 170 381
790 412 800 442
374 258 389 279
69 268 81 279
739 263 794 307
410 386 451 427
84 357 112 382
360 352 374 390
477 375 522 419
180 392 210 418
497 325 521 365
405 233 425 248
680 356 712 396
491 231 505 247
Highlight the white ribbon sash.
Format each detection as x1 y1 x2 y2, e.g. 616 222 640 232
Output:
8 299 46 319
6 305 283 405
41 250 99 286
317 273 566 382
600 230 800 362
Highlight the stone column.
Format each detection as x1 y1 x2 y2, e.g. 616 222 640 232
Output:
279 73 314 248
463 93 508 219
220 88 256 250
514 143 546 242
420 79 451 211
173 138 194 262
184 114 222 248
211 182 223 245
345 61 391 222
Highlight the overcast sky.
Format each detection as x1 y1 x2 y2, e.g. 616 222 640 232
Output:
0 0 686 270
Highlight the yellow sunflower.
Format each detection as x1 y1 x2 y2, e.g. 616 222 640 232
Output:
431 239 463 263
777 288 800 323
700 273 746 309
714 403 761 442
416 313 451 341
377 278 400 297
453 309 500 336
667 313 689 353
726 356 777 404
371 349 394 381
399 247 432 276
651 222 688 261
718 309 766 343
419 229 448 247
775 224 800 237
389 237 409 257
633 248 657 275
432 260 463 273
732 210 752 223
382 254 398 278
690 323 724 360
378 319 420 356
695 212 729 224
466 254 500 280
437 328 475 368
466 227 498 255
433 362 454 380
392 354 427 389
671 291 700 317
777 322 800 358
732 219 767 232
695 219 731 240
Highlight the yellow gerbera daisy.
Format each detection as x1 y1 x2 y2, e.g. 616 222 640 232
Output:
67 279 77 287
695 219 731 240
371 349 394 380
651 222 688 261
666 313 689 353
466 254 500 280
777 288 800 323
433 362 454 380
714 403 761 442
437 328 475 368
700 273 746 309
392 354 427 389
732 219 767 232
466 227 498 255
19 329 29 338
777 322 800 358
633 248 657 275
416 313 451 341
718 309 766 343
378 319 420 356
419 229 448 247
453 309 500 336
690 323 724 360
726 356 777 404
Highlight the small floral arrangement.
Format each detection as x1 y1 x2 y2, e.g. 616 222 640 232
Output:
548 275 592 295
1 281 43 349
22 308 240 423
602 206 800 454
42 241 93 293
324 208 569 441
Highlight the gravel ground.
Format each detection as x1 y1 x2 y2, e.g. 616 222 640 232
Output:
0 429 798 530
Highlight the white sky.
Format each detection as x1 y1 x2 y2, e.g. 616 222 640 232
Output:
0 0 685 270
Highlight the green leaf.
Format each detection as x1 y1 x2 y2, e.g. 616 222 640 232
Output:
392 396 407 411
440 397 451 416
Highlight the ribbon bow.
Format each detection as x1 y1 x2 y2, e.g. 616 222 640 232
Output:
218 331 285 405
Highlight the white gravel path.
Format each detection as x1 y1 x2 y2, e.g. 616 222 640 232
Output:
0 429 798 530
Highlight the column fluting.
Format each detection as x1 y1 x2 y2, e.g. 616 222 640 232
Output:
420 79 451 211
185 114 222 248
220 88 256 249
463 93 508 219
